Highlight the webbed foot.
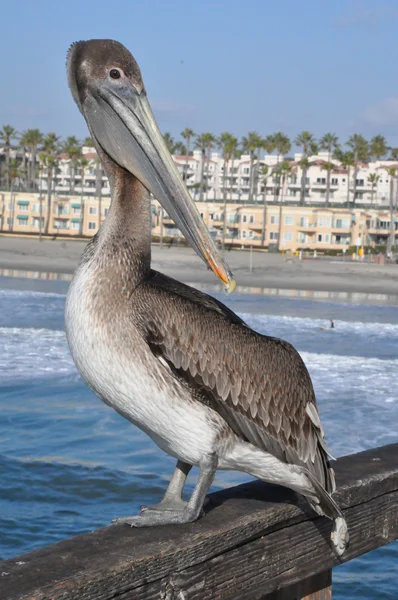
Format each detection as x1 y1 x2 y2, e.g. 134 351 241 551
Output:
112 504 201 527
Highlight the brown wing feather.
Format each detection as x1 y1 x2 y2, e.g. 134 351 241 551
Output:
134 273 334 492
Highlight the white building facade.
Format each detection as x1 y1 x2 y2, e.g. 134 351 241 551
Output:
33 148 398 208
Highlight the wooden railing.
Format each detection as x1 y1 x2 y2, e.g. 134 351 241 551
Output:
1 443 397 599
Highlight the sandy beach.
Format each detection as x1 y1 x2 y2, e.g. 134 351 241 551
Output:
0 235 397 297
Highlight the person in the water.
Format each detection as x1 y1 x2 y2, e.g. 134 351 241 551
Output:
330 320 335 329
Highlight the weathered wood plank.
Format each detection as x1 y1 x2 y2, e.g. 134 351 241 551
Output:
263 570 331 599
1 443 397 600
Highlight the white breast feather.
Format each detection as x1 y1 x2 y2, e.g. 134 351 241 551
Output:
65 265 224 466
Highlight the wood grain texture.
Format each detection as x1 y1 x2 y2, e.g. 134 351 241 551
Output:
263 570 331 599
1 443 397 600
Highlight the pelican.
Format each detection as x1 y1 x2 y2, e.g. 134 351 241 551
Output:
65 39 348 555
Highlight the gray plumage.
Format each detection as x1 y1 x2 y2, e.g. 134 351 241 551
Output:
65 38 348 555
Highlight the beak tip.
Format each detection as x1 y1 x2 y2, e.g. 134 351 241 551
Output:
225 278 236 295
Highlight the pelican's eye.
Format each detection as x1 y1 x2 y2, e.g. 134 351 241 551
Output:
109 68 122 80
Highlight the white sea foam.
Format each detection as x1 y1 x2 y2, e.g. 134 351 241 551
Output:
0 327 77 384
0 289 65 299
241 313 398 338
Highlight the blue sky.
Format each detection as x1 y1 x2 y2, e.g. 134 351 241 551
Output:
2 0 398 149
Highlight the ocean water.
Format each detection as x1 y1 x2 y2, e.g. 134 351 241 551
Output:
0 280 397 599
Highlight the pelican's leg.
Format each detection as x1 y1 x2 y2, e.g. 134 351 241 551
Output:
113 453 217 527
140 460 192 512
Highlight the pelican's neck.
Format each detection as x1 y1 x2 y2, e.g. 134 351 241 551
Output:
85 150 152 290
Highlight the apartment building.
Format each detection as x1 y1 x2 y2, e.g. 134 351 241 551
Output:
1 191 396 253
2 141 398 207
28 146 397 208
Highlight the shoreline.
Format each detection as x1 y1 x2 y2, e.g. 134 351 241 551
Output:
0 235 397 299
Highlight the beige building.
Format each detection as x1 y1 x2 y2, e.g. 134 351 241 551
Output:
1 191 396 254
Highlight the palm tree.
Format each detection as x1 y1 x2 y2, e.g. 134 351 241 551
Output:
228 138 241 204
181 128 195 183
387 167 397 253
0 125 18 190
263 135 276 157
218 132 238 250
163 132 175 154
20 129 43 189
260 165 270 245
39 153 58 235
173 141 186 155
8 159 22 231
84 136 103 225
62 136 82 193
195 133 216 201
78 157 90 236
272 132 291 202
204 133 216 200
18 137 28 188
369 135 387 161
367 173 380 205
40 133 60 235
295 131 318 205
276 160 292 204
390 148 398 162
319 133 339 206
241 132 262 202
335 149 355 207
346 134 369 205
276 161 292 251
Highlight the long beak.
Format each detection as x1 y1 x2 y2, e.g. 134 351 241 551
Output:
81 81 235 292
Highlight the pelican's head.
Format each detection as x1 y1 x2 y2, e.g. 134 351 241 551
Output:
67 39 235 292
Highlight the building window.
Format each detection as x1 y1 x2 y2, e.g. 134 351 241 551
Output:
17 217 28 226
298 233 307 243
89 206 97 215
18 204 29 212
317 233 331 243
242 215 247 223
316 178 326 185
72 207 81 214
103 208 109 217
284 216 294 225
318 217 324 226
249 215 254 224
241 230 247 238
72 222 80 230
335 218 350 228
270 215 280 225
269 231 279 240
88 222 97 230
283 231 293 242
299 217 308 227
54 220 68 230
331 178 338 185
